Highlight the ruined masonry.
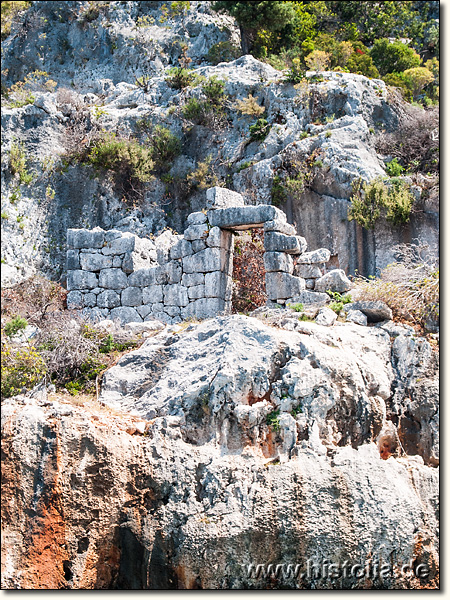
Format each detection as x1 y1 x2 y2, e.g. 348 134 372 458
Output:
66 187 339 324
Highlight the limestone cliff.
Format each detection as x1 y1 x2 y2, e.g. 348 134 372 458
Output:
1 314 439 589
1 1 438 287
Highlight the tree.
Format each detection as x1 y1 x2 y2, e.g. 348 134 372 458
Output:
212 1 296 55
305 50 330 71
369 38 420 76
403 67 434 100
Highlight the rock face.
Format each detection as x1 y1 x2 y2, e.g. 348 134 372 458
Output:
1 315 439 589
0 3 438 288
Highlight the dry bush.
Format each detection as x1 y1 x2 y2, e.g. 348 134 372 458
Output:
1 275 67 324
375 105 439 173
355 241 439 328
232 228 267 313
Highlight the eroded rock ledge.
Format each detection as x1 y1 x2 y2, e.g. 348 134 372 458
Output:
1 314 439 589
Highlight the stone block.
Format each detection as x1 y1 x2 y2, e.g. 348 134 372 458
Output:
128 268 157 287
165 306 181 317
170 239 193 260
264 219 295 235
155 262 182 285
67 228 105 249
101 233 135 255
182 272 205 287
314 269 352 293
97 290 121 309
83 293 97 308
265 272 305 300
183 224 209 241
164 284 189 307
346 309 368 326
110 306 143 325
182 297 227 320
208 205 283 229
67 291 83 309
187 211 208 225
188 285 205 300
112 256 122 268
264 232 306 254
137 305 152 319
192 240 207 253
182 247 231 274
66 249 80 270
80 252 113 272
305 279 315 290
82 307 109 322
264 251 294 273
98 268 128 289
295 264 323 279
105 229 123 242
67 270 98 291
121 287 143 307
285 291 330 307
143 285 164 304
296 248 331 264
205 186 245 210
204 271 232 299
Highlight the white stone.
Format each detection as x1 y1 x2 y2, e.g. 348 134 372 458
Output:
297 248 331 264
98 268 128 289
315 269 352 293
121 287 143 307
208 205 282 229
187 211 207 225
164 284 189 307
67 270 98 291
295 264 323 279
264 252 294 273
265 272 305 300
183 224 209 241
205 186 245 210
205 271 232 298
97 290 121 309
142 285 164 304
79 252 113 271
67 290 83 309
101 233 136 255
67 228 105 249
315 307 337 326
346 309 368 326
128 268 157 287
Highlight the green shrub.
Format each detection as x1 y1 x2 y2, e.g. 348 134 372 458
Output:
4 316 28 337
249 118 270 141
85 133 154 183
271 174 287 206
385 158 404 177
288 302 304 312
206 41 241 65
9 141 33 184
149 125 181 170
349 178 414 229
369 38 420 77
182 97 207 122
266 409 281 432
165 67 195 89
1 343 46 398
202 75 226 107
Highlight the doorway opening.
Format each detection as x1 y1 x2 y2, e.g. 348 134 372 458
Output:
231 227 267 313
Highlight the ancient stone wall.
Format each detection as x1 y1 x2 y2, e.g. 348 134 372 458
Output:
66 187 335 324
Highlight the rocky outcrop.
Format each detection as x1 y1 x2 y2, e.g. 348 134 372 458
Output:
1 3 438 287
1 314 439 589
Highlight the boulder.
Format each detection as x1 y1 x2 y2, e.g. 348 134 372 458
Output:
315 269 352 293
295 264 323 279
344 301 393 323
296 248 331 264
285 291 330 307
346 309 368 326
315 307 337 327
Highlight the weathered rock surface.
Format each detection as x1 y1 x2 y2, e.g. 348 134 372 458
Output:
1 315 438 589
